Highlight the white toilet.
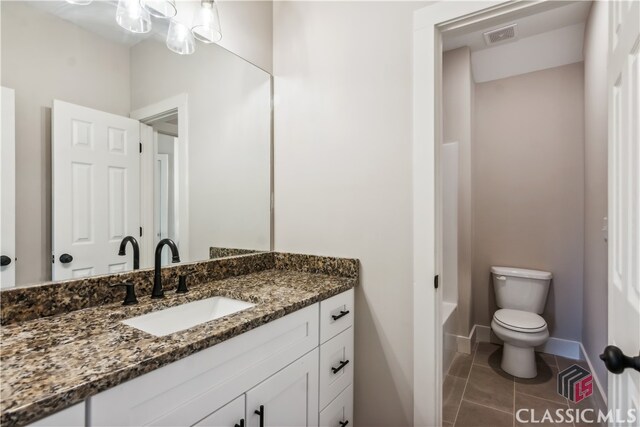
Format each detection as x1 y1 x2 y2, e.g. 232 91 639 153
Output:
490 266 552 378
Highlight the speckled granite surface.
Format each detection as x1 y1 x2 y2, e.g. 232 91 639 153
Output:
209 247 263 259
0 253 359 426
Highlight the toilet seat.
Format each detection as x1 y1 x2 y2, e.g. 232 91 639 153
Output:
493 309 547 333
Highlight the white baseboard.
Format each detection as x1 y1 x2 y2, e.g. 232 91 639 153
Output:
468 324 582 359
456 325 477 354
579 342 608 409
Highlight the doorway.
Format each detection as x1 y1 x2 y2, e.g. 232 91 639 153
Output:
413 2 639 426
131 94 189 269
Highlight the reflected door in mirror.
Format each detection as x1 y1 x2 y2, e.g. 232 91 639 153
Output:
52 100 140 280
0 87 16 288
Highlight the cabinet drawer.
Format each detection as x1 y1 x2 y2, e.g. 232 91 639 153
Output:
319 384 353 427
319 327 353 410
320 289 354 344
193 394 244 427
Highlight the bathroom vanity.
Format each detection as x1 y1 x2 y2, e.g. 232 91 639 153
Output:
0 3 359 426
0 253 358 427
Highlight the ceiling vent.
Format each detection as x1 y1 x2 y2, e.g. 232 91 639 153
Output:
483 24 518 46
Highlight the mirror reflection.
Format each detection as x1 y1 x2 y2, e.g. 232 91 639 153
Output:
0 1 272 288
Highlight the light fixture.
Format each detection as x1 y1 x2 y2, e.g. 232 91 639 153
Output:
166 19 195 55
140 0 177 19
116 0 152 34
191 0 222 44
66 0 222 55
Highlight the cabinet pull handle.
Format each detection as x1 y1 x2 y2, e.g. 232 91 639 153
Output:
254 405 264 427
332 310 350 321
331 359 350 374
339 421 349 427
234 419 245 427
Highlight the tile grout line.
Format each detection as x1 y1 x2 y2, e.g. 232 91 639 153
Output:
452 344 477 426
460 398 515 416
554 353 577 427
553 353 574 427
513 372 516 427
515 390 571 407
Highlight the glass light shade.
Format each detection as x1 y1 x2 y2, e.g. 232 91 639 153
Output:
166 20 196 55
140 0 177 19
116 0 152 34
191 1 222 43
66 0 93 5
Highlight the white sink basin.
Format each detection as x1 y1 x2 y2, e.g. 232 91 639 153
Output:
122 297 255 337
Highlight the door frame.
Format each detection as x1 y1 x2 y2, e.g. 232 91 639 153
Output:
131 94 189 268
412 1 566 425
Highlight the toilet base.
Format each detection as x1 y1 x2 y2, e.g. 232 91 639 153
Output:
501 343 537 378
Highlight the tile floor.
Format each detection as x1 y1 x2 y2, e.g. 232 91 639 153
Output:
443 342 606 427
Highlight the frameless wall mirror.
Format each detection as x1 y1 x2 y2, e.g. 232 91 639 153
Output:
0 0 272 288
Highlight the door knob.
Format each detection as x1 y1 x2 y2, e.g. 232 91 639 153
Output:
59 253 73 264
600 345 640 374
0 255 11 266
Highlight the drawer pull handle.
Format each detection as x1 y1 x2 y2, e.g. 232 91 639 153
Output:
331 359 350 374
339 421 349 427
234 420 245 427
332 310 350 321
254 405 264 427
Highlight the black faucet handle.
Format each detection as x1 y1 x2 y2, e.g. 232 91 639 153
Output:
110 282 138 306
176 275 189 294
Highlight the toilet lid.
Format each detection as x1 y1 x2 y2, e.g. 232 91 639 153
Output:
493 309 547 333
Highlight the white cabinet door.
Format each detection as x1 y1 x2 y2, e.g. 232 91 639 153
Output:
0 87 16 287
27 402 85 427
52 100 140 280
193 395 245 427
246 349 319 427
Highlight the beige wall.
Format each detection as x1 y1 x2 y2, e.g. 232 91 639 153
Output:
473 62 585 341
443 47 474 337
582 1 608 391
217 1 273 73
273 1 427 425
1 2 131 285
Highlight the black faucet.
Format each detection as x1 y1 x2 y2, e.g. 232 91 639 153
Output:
152 238 181 298
118 236 140 270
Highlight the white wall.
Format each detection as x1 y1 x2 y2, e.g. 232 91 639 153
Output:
0 2 131 285
131 39 271 260
582 0 608 393
471 23 585 83
273 2 426 425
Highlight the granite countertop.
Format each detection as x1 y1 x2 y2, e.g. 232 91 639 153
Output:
0 268 356 426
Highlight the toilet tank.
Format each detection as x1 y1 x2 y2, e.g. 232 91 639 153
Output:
491 266 552 314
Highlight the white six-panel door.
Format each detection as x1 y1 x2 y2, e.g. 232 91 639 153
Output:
607 0 640 420
52 100 140 281
0 87 16 288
